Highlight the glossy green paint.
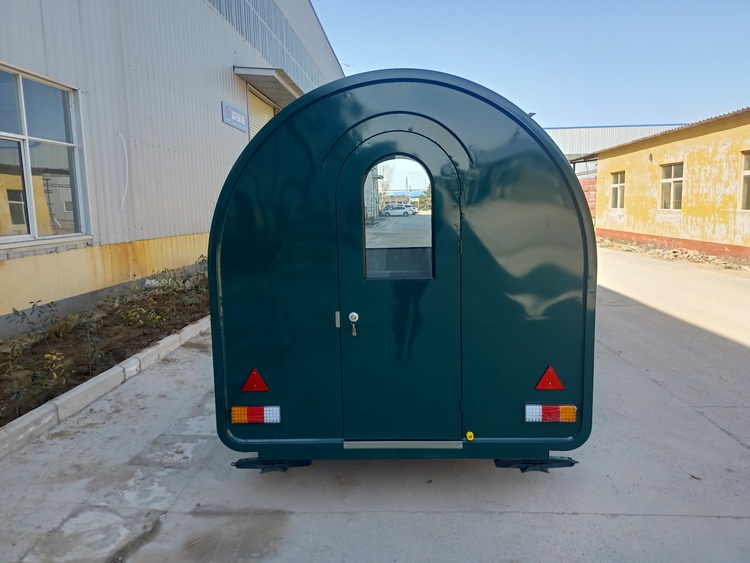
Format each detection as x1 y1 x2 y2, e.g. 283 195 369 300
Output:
209 69 596 461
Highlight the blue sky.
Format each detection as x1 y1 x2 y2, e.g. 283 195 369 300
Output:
311 0 746 128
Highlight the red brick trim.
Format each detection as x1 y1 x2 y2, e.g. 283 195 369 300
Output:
578 177 596 218
596 228 750 260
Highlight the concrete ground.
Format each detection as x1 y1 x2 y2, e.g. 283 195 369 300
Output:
1 248 749 562
365 211 432 248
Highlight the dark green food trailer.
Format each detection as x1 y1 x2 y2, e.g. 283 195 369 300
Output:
209 70 596 472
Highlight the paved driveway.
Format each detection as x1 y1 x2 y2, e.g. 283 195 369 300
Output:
1 249 749 562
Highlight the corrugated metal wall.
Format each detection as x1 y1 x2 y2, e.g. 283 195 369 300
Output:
206 0 337 94
0 0 342 248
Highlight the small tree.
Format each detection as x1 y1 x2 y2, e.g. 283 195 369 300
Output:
416 187 432 210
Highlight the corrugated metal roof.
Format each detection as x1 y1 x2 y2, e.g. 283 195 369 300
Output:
545 124 684 158
570 107 750 162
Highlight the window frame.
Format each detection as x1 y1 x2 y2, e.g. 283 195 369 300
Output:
659 162 684 210
0 66 86 246
741 152 750 211
610 171 625 209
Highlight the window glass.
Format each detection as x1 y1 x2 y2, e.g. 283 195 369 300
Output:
742 176 750 210
29 142 79 235
673 181 682 209
659 163 684 210
611 171 625 208
0 139 29 236
23 78 71 142
744 153 750 171
363 156 433 279
660 182 671 209
0 70 21 134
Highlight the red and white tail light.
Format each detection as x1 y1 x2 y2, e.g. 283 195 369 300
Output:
525 404 577 423
231 405 281 424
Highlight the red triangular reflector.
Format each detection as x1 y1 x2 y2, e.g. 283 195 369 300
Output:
536 366 564 390
242 368 269 392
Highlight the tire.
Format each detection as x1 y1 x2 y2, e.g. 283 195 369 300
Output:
385 212 390 216
403 212 409 216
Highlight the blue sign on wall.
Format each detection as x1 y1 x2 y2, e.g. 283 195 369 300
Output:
221 101 248 133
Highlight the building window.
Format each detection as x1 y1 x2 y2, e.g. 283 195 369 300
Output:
611 171 625 208
742 153 750 211
660 162 683 210
0 67 83 240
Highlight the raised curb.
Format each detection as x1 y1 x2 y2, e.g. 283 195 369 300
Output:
0 403 58 459
122 357 140 380
52 365 125 422
179 322 203 344
0 315 211 460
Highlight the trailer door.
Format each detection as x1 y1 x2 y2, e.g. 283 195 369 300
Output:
336 131 462 441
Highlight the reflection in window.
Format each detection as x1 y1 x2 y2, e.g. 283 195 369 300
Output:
0 139 30 236
23 78 72 143
29 142 79 236
0 69 82 240
0 70 21 134
363 156 433 279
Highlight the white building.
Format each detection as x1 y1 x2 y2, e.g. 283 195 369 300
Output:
0 0 343 332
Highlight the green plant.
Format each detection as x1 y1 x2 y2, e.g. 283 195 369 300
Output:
154 268 186 317
75 310 108 375
7 385 27 418
119 302 163 328
39 349 71 386
2 344 29 418
0 255 211 427
6 301 65 345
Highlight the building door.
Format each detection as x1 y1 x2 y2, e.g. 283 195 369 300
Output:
248 90 275 138
336 131 462 441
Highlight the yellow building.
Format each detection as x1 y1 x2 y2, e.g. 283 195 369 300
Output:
590 108 750 259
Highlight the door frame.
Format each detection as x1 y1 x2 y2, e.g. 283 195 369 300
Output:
335 131 463 441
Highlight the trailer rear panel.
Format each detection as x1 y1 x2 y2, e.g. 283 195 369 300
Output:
209 70 596 468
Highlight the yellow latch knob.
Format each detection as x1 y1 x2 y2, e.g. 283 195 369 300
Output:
465 431 474 441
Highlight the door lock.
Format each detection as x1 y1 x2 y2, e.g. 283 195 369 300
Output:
348 312 359 336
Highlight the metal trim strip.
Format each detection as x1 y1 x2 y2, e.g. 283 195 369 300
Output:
343 440 463 450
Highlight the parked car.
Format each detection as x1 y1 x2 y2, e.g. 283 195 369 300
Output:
380 205 414 216
405 204 418 213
